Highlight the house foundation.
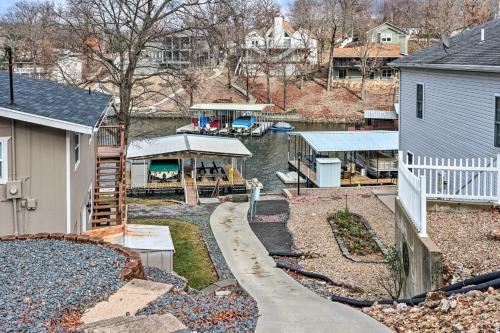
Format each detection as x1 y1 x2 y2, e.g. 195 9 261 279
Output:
395 198 442 298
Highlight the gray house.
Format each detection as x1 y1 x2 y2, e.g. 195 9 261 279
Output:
389 19 500 298
391 19 500 162
0 72 112 236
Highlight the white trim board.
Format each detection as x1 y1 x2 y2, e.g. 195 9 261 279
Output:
0 106 94 135
66 131 72 233
0 137 10 185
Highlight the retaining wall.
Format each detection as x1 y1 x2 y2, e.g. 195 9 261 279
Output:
395 199 442 298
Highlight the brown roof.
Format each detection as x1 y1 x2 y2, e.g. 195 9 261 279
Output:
333 44 402 58
283 20 296 34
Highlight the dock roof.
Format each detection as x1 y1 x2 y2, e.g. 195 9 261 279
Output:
291 131 399 152
364 110 398 120
190 103 273 112
127 134 253 159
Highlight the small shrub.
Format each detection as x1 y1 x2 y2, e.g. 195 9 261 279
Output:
377 246 404 300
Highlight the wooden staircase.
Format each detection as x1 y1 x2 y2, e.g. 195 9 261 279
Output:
93 125 126 227
183 177 199 206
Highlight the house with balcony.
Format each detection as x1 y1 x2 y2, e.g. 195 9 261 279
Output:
389 19 500 298
242 16 318 75
143 32 214 73
332 22 408 80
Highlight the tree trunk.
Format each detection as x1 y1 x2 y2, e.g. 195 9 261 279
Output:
360 75 366 101
266 66 272 103
283 65 287 112
326 27 337 92
245 65 250 102
227 58 232 88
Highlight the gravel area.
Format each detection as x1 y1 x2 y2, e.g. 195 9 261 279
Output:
287 187 396 299
0 239 126 333
144 267 187 290
137 287 258 332
128 203 233 280
428 210 500 281
127 204 260 332
364 288 500 332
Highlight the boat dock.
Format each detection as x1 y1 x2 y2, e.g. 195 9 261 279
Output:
287 131 399 188
251 122 273 136
175 103 274 138
126 134 252 202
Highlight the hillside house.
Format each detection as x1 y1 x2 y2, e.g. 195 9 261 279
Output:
142 32 214 74
332 22 408 80
0 71 116 236
242 16 318 75
389 19 500 298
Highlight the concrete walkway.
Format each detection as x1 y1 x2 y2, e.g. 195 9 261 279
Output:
210 202 393 333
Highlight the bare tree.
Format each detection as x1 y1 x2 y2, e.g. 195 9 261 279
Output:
58 0 218 133
0 1 59 77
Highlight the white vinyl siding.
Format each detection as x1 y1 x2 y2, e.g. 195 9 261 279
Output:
0 138 8 184
399 69 500 160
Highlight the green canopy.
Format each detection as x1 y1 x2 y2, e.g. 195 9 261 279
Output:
149 160 179 172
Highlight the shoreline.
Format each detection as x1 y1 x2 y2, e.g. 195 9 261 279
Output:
129 111 362 124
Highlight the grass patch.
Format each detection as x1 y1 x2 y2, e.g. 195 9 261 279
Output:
328 209 382 257
129 218 217 289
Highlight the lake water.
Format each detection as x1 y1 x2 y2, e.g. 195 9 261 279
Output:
129 118 347 193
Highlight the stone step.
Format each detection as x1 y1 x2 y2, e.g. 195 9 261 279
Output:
81 279 173 325
80 314 189 333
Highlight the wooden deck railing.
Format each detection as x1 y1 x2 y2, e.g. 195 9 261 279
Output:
97 125 125 148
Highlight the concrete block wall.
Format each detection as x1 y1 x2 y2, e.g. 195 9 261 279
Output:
395 199 443 298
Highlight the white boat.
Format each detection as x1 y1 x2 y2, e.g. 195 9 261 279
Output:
271 122 294 131
276 171 306 184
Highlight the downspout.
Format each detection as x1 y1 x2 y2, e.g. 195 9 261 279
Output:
11 120 18 235
6 42 19 234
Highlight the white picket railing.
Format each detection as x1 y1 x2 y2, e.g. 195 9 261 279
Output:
398 152 427 236
406 154 500 203
398 152 500 237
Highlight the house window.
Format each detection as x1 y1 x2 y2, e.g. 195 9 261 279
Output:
0 138 8 184
407 151 414 172
251 40 259 47
381 32 392 42
495 96 500 147
416 83 424 119
74 133 80 170
381 69 392 79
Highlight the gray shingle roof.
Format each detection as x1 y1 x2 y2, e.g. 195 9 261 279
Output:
391 19 500 69
0 72 112 128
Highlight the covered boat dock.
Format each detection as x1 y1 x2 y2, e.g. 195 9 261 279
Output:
177 103 274 137
127 134 252 204
288 131 399 187
363 109 398 130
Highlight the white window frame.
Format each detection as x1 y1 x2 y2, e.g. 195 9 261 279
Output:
381 68 393 79
74 133 81 171
381 32 392 42
416 82 424 119
0 137 9 185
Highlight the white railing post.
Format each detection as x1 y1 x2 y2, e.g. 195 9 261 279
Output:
419 175 427 237
496 154 500 204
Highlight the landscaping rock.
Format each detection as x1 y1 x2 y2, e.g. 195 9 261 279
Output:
137 288 258 333
144 267 187 291
0 239 126 332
